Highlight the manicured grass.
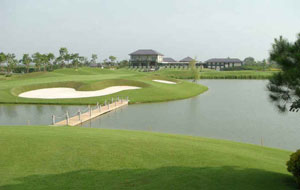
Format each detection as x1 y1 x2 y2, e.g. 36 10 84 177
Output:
0 126 296 190
0 67 207 105
157 68 278 79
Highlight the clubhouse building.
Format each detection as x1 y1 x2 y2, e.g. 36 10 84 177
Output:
204 58 243 69
129 49 243 69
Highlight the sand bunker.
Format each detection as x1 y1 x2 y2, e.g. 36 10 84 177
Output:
18 86 141 99
153 80 176 84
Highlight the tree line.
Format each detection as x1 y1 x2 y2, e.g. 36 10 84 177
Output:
0 47 129 75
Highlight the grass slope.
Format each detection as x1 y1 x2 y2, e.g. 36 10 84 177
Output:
157 68 278 79
0 126 296 190
0 68 207 105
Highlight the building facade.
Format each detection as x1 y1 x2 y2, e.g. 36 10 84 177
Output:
129 49 164 67
204 58 243 70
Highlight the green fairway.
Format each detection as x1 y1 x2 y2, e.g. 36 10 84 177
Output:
0 67 207 105
157 68 278 79
0 126 296 190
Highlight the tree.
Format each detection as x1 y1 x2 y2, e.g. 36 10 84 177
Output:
78 56 85 67
71 53 80 69
59 47 68 68
243 57 256 65
287 150 300 188
257 59 267 71
32 52 42 71
267 33 300 112
0 52 7 72
39 54 50 72
189 58 199 82
6 53 17 73
47 53 55 71
55 56 63 68
90 54 98 66
20 54 32 73
119 60 129 68
65 54 71 67
109 56 117 66
80 56 89 66
103 59 109 67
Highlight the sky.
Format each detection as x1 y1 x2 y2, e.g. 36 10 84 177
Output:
1 0 300 62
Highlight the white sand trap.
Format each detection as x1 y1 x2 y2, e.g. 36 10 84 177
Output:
153 80 176 84
19 86 141 99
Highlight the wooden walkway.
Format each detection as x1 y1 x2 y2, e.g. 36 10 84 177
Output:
53 98 128 126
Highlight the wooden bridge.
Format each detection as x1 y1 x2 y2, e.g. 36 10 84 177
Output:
52 97 128 126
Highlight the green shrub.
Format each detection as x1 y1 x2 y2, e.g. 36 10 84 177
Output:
287 149 300 187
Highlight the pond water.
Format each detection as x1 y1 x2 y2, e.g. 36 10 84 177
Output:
1 80 299 150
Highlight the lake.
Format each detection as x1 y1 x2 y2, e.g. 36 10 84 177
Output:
1 80 299 150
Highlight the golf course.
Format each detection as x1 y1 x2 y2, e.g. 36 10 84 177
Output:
2 0 300 189
0 68 297 189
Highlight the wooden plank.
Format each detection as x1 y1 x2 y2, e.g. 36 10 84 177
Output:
54 100 128 126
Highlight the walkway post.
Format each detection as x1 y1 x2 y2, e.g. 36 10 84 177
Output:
99 104 101 112
78 109 81 121
115 98 117 107
108 102 110 109
105 100 107 106
89 105 92 118
52 115 55 125
66 111 69 126
111 97 114 104
127 96 129 102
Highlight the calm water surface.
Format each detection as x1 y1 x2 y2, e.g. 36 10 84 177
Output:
1 80 299 150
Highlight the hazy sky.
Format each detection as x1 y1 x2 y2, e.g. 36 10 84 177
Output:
1 0 300 61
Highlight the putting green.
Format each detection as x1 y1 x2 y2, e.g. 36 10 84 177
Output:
0 68 207 105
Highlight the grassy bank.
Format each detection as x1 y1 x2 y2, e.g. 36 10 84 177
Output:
0 126 296 190
0 68 207 105
157 69 278 79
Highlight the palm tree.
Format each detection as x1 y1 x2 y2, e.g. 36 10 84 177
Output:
32 52 42 71
20 54 32 73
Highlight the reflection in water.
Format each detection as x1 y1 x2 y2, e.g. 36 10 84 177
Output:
0 104 86 126
81 80 300 151
3 105 18 118
0 80 300 150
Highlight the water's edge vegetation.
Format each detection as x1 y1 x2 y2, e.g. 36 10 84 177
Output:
156 68 278 79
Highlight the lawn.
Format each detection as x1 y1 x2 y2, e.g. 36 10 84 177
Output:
0 67 207 105
0 126 296 190
157 68 278 79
